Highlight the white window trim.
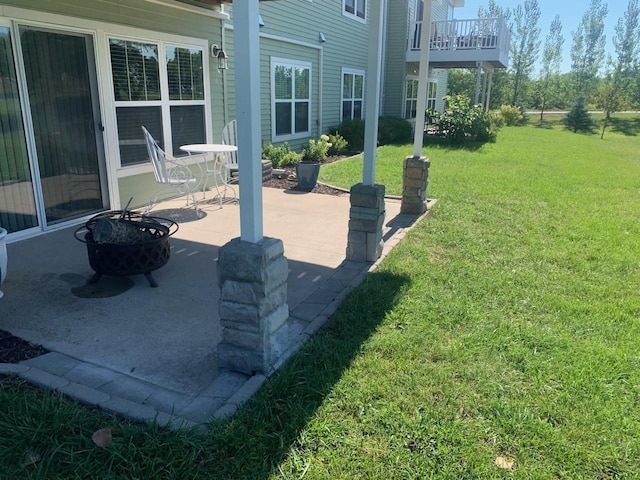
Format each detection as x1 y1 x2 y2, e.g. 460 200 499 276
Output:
0 6 211 211
404 76 438 119
109 36 208 168
342 0 367 23
270 57 312 142
341 67 365 121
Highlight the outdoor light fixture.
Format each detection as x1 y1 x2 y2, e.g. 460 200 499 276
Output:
319 32 326 43
210 44 228 70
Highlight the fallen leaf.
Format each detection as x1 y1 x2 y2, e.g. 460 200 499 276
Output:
20 451 41 467
92 427 113 448
495 455 515 469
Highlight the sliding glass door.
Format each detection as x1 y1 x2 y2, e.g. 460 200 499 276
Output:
19 27 106 225
0 26 36 233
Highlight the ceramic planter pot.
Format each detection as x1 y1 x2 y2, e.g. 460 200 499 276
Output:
0 227 7 299
295 161 320 191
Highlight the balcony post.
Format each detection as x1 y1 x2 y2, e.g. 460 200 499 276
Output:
411 0 432 158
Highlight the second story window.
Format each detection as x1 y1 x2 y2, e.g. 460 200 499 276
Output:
343 0 366 22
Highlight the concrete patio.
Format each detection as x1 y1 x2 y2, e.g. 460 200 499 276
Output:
0 187 425 427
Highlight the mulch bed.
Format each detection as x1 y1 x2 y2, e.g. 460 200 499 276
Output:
0 157 351 365
263 155 352 196
0 329 49 364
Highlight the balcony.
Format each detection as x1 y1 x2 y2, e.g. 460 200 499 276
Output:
407 17 510 69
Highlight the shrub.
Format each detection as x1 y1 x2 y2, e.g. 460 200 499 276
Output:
332 118 365 153
377 117 413 145
326 133 348 156
563 95 596 133
302 135 332 162
431 94 498 144
497 104 524 126
261 142 301 168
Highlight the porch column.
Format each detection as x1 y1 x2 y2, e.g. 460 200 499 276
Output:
485 70 494 111
218 0 289 374
403 0 432 216
218 238 289 375
474 62 482 105
234 0 263 243
349 0 386 262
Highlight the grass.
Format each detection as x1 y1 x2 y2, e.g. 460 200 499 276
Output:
2 115 640 478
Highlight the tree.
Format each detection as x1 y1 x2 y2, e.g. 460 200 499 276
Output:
478 0 511 24
563 95 596 133
570 0 609 96
509 0 542 106
595 76 628 139
538 15 564 122
613 0 640 79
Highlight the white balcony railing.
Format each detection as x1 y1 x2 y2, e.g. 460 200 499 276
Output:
409 17 510 67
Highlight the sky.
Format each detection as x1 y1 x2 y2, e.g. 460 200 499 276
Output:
452 0 631 74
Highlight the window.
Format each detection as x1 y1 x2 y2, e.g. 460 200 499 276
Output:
404 78 437 118
343 0 366 22
271 58 311 141
427 80 438 111
109 38 206 166
341 69 365 120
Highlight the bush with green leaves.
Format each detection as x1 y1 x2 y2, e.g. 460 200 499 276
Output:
377 117 413 145
563 95 596 133
497 104 524 126
261 142 301 169
302 135 332 162
431 94 498 144
326 133 348 156
332 118 365 153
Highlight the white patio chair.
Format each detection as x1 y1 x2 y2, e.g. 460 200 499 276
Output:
221 119 238 182
141 126 201 217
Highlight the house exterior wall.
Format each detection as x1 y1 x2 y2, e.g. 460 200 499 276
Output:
0 0 461 238
383 0 453 118
0 0 228 215
225 0 370 151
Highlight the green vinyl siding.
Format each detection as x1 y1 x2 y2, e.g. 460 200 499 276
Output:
226 0 369 148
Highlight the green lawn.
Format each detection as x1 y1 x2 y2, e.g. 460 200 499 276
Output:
2 116 640 478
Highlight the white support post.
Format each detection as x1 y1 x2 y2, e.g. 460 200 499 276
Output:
412 0 433 158
234 0 263 243
474 62 482 105
485 70 494 111
362 0 385 186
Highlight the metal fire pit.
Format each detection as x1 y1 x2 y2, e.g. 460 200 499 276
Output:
74 210 178 287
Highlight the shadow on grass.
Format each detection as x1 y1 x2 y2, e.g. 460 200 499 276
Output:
608 116 640 136
422 134 485 151
204 271 410 478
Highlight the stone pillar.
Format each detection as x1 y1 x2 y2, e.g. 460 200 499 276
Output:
346 183 385 262
217 237 289 375
401 156 430 214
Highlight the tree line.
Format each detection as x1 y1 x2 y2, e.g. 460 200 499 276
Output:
447 0 640 121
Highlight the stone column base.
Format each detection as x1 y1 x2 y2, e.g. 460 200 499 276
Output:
217 237 289 375
346 183 385 262
401 156 430 214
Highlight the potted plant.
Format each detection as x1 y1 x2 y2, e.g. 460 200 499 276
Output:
296 135 332 191
0 226 7 298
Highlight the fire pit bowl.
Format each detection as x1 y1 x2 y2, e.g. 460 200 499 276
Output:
74 210 178 287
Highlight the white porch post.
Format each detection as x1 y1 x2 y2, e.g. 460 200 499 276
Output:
234 0 263 243
346 0 386 263
362 0 385 185
412 0 432 157
403 0 432 215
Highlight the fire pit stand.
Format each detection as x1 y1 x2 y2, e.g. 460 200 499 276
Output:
75 211 178 287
